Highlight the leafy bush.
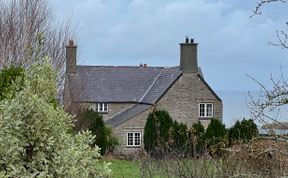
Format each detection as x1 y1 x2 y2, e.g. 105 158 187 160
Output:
170 121 188 153
0 65 24 100
78 109 119 155
191 121 205 155
228 119 258 145
0 59 111 177
144 109 175 155
205 118 227 156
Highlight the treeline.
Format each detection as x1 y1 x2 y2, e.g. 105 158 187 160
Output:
144 109 258 158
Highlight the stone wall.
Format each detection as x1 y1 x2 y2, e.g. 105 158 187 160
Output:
99 103 135 120
113 73 223 156
156 73 222 128
113 108 152 156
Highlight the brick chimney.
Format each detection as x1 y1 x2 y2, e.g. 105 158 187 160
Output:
180 37 198 73
66 39 77 74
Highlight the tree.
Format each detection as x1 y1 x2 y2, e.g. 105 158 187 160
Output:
0 59 110 177
205 119 227 146
249 0 288 133
0 0 73 99
252 0 287 49
144 109 174 155
191 121 205 155
81 109 108 155
228 119 258 145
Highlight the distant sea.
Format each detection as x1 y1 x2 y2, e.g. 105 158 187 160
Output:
216 91 252 128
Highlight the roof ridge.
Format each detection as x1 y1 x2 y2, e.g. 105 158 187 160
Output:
139 69 164 102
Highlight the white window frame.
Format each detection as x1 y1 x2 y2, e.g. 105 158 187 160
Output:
89 103 109 113
126 132 141 147
198 103 213 118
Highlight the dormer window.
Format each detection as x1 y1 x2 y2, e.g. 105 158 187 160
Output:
89 103 108 113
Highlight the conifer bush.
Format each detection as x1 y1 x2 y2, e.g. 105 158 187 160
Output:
191 121 205 154
228 119 258 145
144 109 173 155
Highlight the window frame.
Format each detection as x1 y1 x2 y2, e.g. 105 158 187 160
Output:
198 103 214 118
89 103 109 113
126 132 142 147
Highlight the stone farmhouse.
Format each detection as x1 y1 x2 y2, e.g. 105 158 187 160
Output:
64 38 222 155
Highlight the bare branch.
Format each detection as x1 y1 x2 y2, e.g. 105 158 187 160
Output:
251 0 287 17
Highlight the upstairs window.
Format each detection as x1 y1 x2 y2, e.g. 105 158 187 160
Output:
127 132 141 147
199 103 213 118
89 103 108 113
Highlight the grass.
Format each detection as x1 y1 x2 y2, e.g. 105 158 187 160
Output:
107 159 141 178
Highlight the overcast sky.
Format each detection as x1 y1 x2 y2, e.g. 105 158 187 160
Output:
52 0 287 126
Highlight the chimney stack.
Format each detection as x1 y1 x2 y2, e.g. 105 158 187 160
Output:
180 37 198 73
66 39 77 74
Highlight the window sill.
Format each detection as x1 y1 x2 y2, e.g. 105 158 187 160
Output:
126 145 141 148
199 117 213 120
97 111 108 114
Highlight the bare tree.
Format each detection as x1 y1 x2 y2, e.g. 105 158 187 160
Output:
248 1 288 128
0 0 74 100
252 0 288 49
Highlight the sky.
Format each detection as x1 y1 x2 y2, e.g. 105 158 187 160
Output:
52 0 287 127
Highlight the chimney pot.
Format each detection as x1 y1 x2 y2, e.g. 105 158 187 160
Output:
68 39 74 46
144 64 147 67
185 36 189 43
190 38 194 43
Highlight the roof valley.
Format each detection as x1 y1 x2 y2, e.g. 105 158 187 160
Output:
139 69 164 103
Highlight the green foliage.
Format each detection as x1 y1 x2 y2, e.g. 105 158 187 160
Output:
170 121 188 152
105 126 119 153
144 109 174 154
82 109 107 155
228 119 258 145
0 66 24 100
144 111 158 153
0 59 110 177
205 118 227 146
79 109 119 155
191 121 206 154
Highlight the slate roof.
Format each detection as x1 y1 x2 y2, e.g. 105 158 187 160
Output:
68 65 220 127
69 65 182 104
105 104 151 127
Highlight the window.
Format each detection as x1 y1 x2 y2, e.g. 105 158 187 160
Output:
127 132 141 147
89 103 108 113
199 103 213 118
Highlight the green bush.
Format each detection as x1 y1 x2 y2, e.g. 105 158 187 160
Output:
170 121 188 152
144 109 174 155
82 109 108 155
205 118 227 146
228 119 258 145
0 65 24 100
144 111 158 153
0 59 111 177
191 121 205 154
79 109 119 155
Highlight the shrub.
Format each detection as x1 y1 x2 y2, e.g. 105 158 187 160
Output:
0 59 111 177
228 119 258 145
191 121 205 155
105 126 119 153
0 65 24 100
82 109 108 155
170 121 188 153
205 118 227 156
144 109 174 155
